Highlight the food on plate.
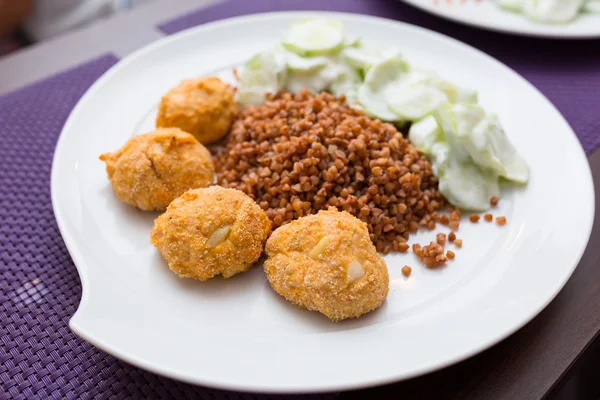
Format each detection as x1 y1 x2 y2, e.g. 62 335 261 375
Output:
412 242 447 268
448 231 456 242
401 265 412 277
411 104 528 211
99 128 214 211
236 18 528 213
236 18 476 120
156 77 236 144
436 233 447 245
150 186 271 280
495 0 599 24
214 90 445 254
264 208 389 321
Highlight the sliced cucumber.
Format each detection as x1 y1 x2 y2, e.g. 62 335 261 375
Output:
408 116 441 154
467 114 530 183
284 60 352 94
402 67 440 85
524 0 585 23
583 0 600 12
451 104 486 138
285 70 330 93
432 103 471 162
341 46 381 72
344 35 361 48
402 68 478 104
284 51 328 72
356 84 399 122
364 57 409 91
387 83 448 121
441 82 478 104
341 45 403 73
497 0 525 12
237 50 286 106
282 18 345 56
438 160 500 211
330 63 361 96
429 141 451 176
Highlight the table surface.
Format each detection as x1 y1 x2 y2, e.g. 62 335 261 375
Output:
1 1 599 398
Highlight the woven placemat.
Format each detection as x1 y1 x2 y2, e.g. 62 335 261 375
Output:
2 1 599 398
0 54 335 399
160 0 600 155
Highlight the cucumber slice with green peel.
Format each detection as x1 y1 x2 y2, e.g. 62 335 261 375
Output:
330 64 361 96
432 103 471 162
284 51 329 72
523 0 585 23
244 50 286 76
284 61 353 94
429 141 451 176
437 159 500 211
285 70 330 93
341 45 404 73
281 19 345 56
344 35 361 48
237 50 286 106
452 104 487 137
387 83 448 121
440 82 478 104
434 103 485 138
434 103 529 184
236 89 268 106
364 57 409 91
341 47 381 71
403 67 440 85
356 84 399 122
583 0 600 12
401 68 478 104
497 0 525 12
467 114 530 183
408 116 441 154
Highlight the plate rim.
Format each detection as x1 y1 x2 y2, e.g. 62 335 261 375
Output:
398 0 600 39
51 10 596 393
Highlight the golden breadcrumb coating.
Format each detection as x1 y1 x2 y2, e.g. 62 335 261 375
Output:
156 77 236 144
150 186 271 280
264 208 389 321
99 128 214 211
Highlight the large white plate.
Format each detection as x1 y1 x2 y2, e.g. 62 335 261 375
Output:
399 0 600 39
51 12 594 393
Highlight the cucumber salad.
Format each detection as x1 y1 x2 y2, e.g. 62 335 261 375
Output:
236 18 529 212
496 0 600 24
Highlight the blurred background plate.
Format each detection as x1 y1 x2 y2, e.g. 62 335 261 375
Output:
398 0 600 39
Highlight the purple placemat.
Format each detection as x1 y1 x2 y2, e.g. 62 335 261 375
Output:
160 0 600 155
0 54 335 400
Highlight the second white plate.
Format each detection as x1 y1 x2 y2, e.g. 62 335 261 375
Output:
52 11 594 393
399 0 600 39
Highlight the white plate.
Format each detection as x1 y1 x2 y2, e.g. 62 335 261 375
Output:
51 12 594 393
399 0 600 39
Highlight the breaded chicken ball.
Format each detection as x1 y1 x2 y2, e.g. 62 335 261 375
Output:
100 128 214 211
150 186 271 280
156 77 236 144
264 208 389 321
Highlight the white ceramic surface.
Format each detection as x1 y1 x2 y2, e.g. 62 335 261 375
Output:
399 0 600 39
51 12 594 393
